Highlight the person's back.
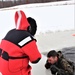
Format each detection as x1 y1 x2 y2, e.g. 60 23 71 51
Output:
58 50 74 73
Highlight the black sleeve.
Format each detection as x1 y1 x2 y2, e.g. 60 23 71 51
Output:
45 60 51 69
32 58 41 64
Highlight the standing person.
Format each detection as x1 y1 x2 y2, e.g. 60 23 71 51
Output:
45 50 74 75
0 10 41 75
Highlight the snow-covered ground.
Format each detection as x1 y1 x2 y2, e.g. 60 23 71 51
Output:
0 0 74 41
35 30 75 53
0 1 75 52
0 1 75 75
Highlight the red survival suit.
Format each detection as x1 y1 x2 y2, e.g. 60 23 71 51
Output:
0 10 41 75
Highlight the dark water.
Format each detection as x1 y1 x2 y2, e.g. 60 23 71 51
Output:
61 47 75 75
61 47 75 63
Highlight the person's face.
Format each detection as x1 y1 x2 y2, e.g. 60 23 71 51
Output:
47 56 58 64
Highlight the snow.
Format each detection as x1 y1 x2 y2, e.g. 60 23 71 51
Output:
0 1 75 75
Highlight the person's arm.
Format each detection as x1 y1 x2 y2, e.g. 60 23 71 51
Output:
61 59 74 75
22 40 41 64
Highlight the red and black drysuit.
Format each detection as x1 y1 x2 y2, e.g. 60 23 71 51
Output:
0 10 41 75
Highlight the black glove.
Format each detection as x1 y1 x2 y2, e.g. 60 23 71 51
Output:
45 60 51 69
50 65 59 74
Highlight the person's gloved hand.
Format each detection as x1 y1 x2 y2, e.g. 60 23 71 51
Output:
45 60 51 69
50 65 59 74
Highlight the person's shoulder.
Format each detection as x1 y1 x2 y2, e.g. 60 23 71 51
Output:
60 57 67 63
58 56 67 66
7 28 16 32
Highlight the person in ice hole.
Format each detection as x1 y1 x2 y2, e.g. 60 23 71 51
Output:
45 50 74 75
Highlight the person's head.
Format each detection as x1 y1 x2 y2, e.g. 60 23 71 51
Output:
15 10 30 30
27 17 37 36
14 10 37 36
47 50 58 64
